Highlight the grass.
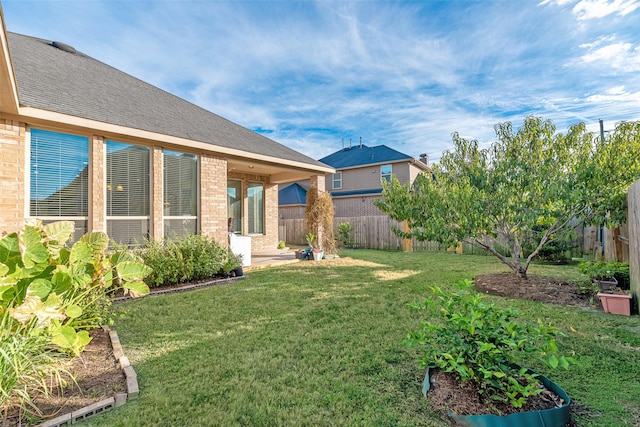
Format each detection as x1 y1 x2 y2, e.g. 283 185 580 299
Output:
82 250 640 426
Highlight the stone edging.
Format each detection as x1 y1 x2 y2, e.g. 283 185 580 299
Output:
37 326 138 427
113 275 243 302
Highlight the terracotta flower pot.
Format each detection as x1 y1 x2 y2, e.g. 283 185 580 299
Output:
597 292 632 315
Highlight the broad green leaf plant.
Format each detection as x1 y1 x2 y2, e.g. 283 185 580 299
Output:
1 220 151 414
405 280 577 409
375 117 640 278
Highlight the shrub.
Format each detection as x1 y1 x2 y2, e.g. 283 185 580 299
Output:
177 234 227 281
404 280 576 409
337 222 355 248
138 234 227 287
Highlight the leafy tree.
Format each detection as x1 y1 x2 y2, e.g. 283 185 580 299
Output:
375 117 640 279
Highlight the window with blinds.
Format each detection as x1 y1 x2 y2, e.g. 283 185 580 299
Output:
164 150 198 239
30 128 88 240
248 181 264 234
106 141 150 246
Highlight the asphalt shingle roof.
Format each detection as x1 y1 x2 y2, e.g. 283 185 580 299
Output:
8 32 325 168
278 183 308 205
318 144 412 169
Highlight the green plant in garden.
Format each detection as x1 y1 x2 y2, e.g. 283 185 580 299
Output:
404 279 577 409
277 240 286 249
220 249 242 276
337 222 355 248
137 234 227 287
0 220 151 415
305 231 317 249
578 261 630 286
0 309 71 417
376 117 640 279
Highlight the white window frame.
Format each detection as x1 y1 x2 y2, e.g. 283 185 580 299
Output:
247 181 264 235
381 164 392 182
332 171 342 190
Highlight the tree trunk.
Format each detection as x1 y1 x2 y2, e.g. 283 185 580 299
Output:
511 240 528 279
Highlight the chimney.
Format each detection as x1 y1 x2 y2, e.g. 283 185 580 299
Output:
419 153 429 166
359 136 362 149
349 138 352 149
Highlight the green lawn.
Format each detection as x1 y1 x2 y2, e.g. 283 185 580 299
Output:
83 250 640 426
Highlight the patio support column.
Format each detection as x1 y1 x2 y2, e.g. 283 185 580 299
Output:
309 174 326 249
200 154 228 245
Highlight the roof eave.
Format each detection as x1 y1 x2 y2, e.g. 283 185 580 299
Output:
0 7 20 114
16 106 335 181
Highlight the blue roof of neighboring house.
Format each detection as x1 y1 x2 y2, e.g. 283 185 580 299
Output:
318 145 412 169
279 183 308 205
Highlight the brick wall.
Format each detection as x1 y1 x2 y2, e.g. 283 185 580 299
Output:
0 117 25 234
200 154 228 245
151 147 164 240
90 135 106 232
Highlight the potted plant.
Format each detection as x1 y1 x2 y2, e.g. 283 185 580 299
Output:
221 249 243 278
305 231 324 261
405 279 576 425
597 288 633 315
578 261 629 292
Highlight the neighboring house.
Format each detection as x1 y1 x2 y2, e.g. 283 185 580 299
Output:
279 143 430 219
0 11 333 255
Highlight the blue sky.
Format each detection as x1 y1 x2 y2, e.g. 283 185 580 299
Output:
3 0 640 163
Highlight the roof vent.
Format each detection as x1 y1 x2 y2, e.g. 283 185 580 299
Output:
51 41 77 54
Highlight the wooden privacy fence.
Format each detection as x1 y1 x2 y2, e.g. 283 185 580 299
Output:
279 216 583 255
279 216 441 250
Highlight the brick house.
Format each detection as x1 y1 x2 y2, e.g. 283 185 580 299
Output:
279 143 430 219
0 11 333 255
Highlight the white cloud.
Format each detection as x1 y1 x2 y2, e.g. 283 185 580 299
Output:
585 86 640 101
580 40 640 71
572 0 640 20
